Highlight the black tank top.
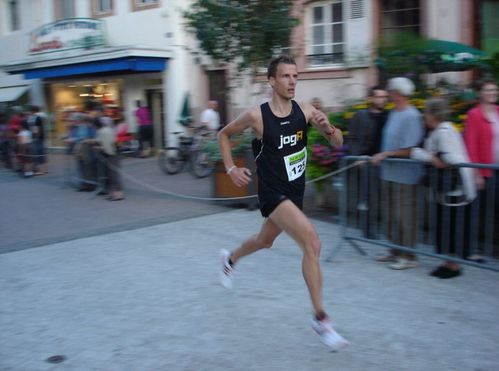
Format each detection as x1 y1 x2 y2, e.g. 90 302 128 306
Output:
252 100 308 198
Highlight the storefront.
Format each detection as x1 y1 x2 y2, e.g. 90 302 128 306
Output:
3 18 170 148
47 78 123 146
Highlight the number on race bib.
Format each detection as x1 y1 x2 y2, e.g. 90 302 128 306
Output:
283 147 307 181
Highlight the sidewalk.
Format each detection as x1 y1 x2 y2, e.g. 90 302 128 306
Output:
1 209 498 371
0 152 332 254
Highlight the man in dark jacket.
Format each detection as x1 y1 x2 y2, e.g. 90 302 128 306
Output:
347 86 388 156
347 86 388 239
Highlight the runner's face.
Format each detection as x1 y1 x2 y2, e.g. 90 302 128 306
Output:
270 63 298 100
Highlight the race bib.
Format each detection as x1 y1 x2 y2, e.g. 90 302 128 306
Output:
283 147 307 181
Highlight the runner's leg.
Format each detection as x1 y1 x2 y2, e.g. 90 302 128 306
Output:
269 200 325 316
230 218 282 263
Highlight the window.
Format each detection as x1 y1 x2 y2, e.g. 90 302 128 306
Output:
54 0 75 20
92 0 114 17
380 0 420 38
131 0 159 12
8 0 20 31
308 1 345 66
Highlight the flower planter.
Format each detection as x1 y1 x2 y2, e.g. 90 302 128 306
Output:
212 149 258 209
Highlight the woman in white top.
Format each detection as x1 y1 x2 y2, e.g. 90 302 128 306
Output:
17 121 33 177
411 98 477 278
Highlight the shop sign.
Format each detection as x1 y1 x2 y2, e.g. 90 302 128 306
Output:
29 18 105 54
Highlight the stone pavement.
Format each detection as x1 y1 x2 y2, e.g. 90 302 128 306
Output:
1 209 499 371
0 153 329 254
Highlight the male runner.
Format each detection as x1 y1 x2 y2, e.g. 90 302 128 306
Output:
217 55 349 351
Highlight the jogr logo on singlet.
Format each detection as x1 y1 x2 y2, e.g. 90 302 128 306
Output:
278 130 303 149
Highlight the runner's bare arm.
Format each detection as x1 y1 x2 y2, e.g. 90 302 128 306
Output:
301 103 343 147
217 108 261 187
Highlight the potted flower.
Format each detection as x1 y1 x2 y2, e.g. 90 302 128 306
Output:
202 130 258 205
307 123 348 209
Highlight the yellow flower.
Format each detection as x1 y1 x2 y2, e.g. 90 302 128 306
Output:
343 111 354 119
451 122 464 133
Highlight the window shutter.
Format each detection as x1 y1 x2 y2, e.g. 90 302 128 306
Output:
351 0 364 18
346 0 370 67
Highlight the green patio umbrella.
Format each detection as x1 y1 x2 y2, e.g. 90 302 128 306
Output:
178 93 193 127
422 39 488 72
376 38 489 74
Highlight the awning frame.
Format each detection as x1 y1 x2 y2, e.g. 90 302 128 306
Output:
3 45 171 79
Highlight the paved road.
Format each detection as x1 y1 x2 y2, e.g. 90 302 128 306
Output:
1 209 498 370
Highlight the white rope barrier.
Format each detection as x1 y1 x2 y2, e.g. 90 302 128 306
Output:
108 159 367 202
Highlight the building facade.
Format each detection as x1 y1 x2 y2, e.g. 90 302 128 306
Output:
0 0 496 148
229 0 489 115
0 0 212 148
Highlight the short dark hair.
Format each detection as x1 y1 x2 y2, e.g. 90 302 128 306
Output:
474 78 497 92
368 85 384 97
267 55 296 79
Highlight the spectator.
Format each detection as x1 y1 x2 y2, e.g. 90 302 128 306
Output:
411 98 477 278
134 100 153 157
347 86 389 156
200 100 220 135
27 105 47 175
92 117 124 201
17 121 33 177
371 77 424 270
310 97 325 113
7 106 23 135
463 78 499 257
347 86 389 239
0 111 12 168
76 101 104 192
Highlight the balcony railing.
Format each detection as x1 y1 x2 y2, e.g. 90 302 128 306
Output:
307 53 344 66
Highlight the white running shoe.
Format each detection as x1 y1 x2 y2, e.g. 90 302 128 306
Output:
220 249 234 289
311 317 350 351
388 258 418 270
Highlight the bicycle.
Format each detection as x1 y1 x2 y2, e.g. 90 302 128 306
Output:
158 125 215 178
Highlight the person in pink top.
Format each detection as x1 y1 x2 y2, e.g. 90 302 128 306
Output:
463 78 499 258
134 100 153 157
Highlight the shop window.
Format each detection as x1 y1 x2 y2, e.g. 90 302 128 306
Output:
91 0 114 18
54 0 76 20
8 0 20 31
131 0 159 12
380 0 420 38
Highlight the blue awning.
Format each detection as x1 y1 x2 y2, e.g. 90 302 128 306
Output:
18 57 167 79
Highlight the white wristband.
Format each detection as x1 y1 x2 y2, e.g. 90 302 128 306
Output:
226 165 236 174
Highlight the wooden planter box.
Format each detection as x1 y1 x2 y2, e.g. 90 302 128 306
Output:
212 150 258 209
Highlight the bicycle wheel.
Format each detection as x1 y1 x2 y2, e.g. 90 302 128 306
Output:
158 147 185 174
190 150 215 178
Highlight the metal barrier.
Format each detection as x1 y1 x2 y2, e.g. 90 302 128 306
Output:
331 156 499 272
64 142 107 195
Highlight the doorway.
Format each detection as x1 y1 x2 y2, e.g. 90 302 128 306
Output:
146 89 164 149
207 70 227 128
